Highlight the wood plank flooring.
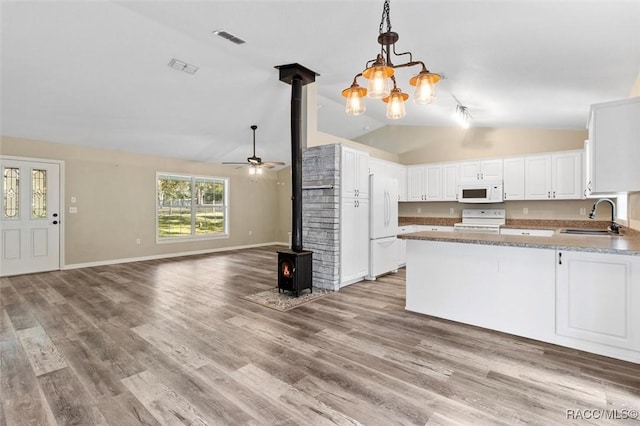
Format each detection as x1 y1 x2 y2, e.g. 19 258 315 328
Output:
1 245 639 425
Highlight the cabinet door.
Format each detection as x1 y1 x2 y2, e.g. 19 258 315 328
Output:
525 155 552 199
340 197 369 285
407 166 424 201
442 163 459 201
459 161 481 181
590 97 640 193
425 165 442 201
356 198 370 277
503 157 525 200
552 151 582 199
556 250 640 351
341 147 369 198
341 148 357 198
480 159 503 180
397 166 408 202
355 151 370 197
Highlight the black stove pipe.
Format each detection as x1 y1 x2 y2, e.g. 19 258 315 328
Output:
275 63 318 253
290 76 303 252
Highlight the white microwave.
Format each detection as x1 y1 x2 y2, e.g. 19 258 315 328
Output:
458 180 503 203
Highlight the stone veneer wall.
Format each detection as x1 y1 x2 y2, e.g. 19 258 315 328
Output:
302 144 341 291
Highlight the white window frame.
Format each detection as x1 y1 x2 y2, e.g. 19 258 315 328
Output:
156 172 229 243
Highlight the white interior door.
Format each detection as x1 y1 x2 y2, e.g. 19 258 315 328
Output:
1 158 61 276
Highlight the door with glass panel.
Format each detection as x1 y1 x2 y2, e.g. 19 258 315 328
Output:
1 159 60 276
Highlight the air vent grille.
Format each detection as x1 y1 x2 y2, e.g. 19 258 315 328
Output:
212 30 246 45
168 58 199 75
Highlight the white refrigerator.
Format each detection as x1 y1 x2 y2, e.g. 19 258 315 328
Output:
368 174 399 279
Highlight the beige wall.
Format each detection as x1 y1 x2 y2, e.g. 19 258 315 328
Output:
1 136 283 266
355 126 586 164
276 166 292 244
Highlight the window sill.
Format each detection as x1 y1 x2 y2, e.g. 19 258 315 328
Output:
156 234 229 244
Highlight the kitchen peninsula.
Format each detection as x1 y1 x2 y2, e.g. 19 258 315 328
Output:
400 227 640 363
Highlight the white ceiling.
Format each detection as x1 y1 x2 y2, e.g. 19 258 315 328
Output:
1 1 639 163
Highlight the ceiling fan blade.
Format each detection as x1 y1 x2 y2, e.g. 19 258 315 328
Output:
222 162 248 165
263 161 286 166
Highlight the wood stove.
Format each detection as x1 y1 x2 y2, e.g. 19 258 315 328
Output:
275 63 318 297
277 249 312 296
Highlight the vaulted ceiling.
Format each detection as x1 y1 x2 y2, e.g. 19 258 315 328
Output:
2 1 639 164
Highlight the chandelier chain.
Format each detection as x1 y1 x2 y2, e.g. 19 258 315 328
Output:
379 0 392 35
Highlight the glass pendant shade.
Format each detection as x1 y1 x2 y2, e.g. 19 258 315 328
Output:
341 84 367 116
383 88 408 120
256 167 263 175
363 65 394 99
249 167 256 175
410 72 440 105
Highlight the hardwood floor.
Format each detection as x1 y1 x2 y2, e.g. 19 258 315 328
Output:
1 245 639 425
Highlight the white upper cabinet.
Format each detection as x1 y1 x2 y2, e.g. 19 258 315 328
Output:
408 164 445 201
459 159 503 181
342 146 369 198
551 151 583 199
425 165 442 201
525 151 583 200
442 163 459 201
588 97 640 194
503 157 525 200
407 165 425 201
525 155 552 199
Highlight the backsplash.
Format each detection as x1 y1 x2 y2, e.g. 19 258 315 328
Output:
399 199 615 221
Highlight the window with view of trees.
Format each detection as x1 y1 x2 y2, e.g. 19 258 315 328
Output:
157 174 228 240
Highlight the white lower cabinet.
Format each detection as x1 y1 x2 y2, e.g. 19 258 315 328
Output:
404 239 640 363
556 250 640 354
405 241 555 342
340 197 369 286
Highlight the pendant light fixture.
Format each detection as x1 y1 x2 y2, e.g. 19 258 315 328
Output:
341 0 441 119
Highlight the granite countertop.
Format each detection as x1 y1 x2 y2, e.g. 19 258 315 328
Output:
398 228 640 256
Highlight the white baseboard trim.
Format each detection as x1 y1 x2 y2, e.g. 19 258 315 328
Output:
63 241 288 270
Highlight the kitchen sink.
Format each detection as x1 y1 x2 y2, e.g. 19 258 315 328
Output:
560 228 618 236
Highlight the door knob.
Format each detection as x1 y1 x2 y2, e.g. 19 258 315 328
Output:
53 213 58 217
52 220 58 225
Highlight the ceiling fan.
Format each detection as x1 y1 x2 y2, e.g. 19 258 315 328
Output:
223 125 285 170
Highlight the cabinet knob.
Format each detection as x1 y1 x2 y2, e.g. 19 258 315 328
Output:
553 191 556 198
548 191 551 198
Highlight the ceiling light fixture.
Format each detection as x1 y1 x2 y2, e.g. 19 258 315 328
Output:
452 95 472 129
342 0 441 119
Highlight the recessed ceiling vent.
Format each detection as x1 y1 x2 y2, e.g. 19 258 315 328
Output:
212 29 246 45
168 58 199 75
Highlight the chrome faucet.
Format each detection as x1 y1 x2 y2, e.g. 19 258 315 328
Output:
589 198 620 234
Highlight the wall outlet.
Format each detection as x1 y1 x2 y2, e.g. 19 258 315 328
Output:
417 207 422 213
70 196 76 203
523 207 529 215
449 208 455 215
136 238 141 245
580 207 586 216
69 206 77 213
249 230 252 235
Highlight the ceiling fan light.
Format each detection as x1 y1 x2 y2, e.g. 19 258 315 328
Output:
249 167 256 175
383 88 408 120
363 65 394 99
410 72 440 105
